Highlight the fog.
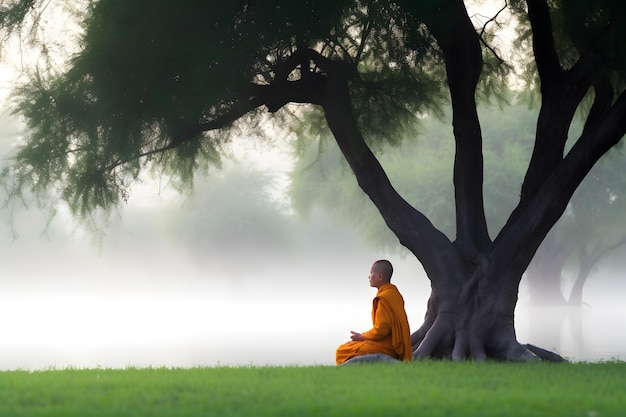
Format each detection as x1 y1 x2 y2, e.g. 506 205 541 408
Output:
0 140 425 369
1 144 625 371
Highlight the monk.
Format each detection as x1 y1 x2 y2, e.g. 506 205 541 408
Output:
336 259 412 364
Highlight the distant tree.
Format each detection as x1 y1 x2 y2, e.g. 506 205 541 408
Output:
2 0 626 361
170 166 378 280
527 147 626 306
159 165 300 281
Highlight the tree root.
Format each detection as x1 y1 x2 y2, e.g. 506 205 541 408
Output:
340 344 565 364
524 344 566 362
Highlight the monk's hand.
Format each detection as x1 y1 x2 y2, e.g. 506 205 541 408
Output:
350 331 365 341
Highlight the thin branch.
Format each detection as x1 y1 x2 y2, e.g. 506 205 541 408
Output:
354 18 373 67
28 0 52 40
475 1 508 64
98 97 265 174
478 1 508 40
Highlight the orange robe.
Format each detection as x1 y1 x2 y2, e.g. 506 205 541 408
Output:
336 283 412 364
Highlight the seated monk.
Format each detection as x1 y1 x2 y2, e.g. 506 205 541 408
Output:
336 259 412 365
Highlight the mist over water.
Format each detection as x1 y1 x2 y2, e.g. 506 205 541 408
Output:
515 271 626 362
0 179 429 369
1 232 624 370
0 238 427 369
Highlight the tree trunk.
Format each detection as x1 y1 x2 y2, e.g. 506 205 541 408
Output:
407 251 566 362
411 284 534 361
319 60 559 362
313 0 626 362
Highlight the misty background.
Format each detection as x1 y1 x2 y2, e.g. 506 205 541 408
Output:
1 1 625 370
1 105 625 369
0 129 431 369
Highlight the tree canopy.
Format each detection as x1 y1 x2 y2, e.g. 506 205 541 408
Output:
2 0 454 214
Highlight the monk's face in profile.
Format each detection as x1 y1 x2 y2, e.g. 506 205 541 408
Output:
368 264 383 288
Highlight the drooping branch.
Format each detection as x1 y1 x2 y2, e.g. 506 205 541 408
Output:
99 72 327 174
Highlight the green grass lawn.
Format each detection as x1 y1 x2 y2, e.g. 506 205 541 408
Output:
1 361 624 417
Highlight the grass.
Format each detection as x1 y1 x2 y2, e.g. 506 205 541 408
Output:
1 361 625 417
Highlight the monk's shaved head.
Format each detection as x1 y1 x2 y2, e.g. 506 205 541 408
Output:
372 259 393 281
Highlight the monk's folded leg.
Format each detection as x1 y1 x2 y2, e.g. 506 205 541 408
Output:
336 341 363 365
336 340 399 365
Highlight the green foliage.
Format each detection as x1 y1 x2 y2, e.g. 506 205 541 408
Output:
346 1 448 147
560 0 626 71
1 362 625 416
0 0 35 34
511 0 626 95
3 0 351 217
0 0 86 66
78 1 248 136
289 98 539 249
1 0 455 220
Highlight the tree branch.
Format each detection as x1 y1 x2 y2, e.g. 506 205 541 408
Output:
494 89 626 279
581 74 613 137
525 0 562 82
319 60 457 277
568 90 626 166
519 5 606 204
394 0 490 256
476 0 508 65
429 0 491 256
354 18 373 67
98 74 327 174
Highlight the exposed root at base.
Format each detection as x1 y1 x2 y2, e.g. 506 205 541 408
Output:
524 344 567 362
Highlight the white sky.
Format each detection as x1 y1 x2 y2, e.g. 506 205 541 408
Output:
0 1 624 370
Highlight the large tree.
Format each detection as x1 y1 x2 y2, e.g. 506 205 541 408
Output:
2 0 626 361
